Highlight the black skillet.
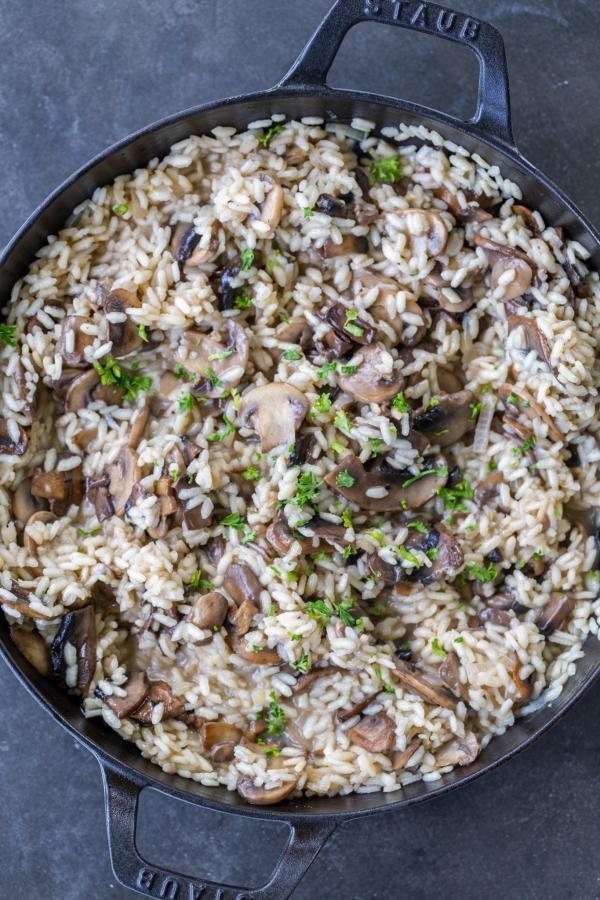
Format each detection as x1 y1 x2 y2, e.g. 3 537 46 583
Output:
1 2 599 898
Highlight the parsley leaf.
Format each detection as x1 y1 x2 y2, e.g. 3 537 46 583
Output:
265 692 286 735
240 247 254 271
234 292 253 309
242 465 260 480
401 465 448 488
506 392 529 407
370 155 403 184
294 471 322 507
431 637 446 658
334 409 352 435
178 392 194 412
312 391 332 415
464 562 497 583
407 520 428 534
76 526 101 538
112 203 129 216
392 392 409 413
93 356 152 402
283 349 302 360
398 545 420 566
207 413 235 442
189 570 214 591
341 364 358 375
290 653 310 674
221 513 246 529
0 324 17 347
208 349 234 362
304 598 332 628
303 207 313 218
436 480 474 510
317 360 338 380
257 124 285 147
336 470 355 488
174 363 194 381
137 323 149 342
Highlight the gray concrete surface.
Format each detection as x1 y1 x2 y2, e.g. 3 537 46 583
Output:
1 1 599 898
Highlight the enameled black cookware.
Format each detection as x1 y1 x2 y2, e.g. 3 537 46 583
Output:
2 2 599 898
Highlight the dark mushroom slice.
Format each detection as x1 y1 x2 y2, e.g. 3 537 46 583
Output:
229 599 258 637
86 474 114 522
12 477 46 526
315 193 349 217
128 402 151 449
275 316 312 350
257 174 284 232
438 651 468 702
413 390 476 447
474 471 504 505
0 418 28 456
433 187 492 223
23 510 57 560
479 607 512 627
411 524 464 585
1 581 55 621
236 778 297 805
324 452 448 512
288 433 314 466
211 263 241 311
187 591 229 630
347 712 395 753
31 463 84 517
436 732 479 767
397 209 448 257
436 366 464 394
536 592 575 635
64 369 123 412
104 288 143 358
239 382 309 452
201 721 243 761
170 221 220 267
507 315 555 374
292 665 342 694
57 315 95 367
511 659 532 705
338 343 403 404
51 605 96 695
391 738 421 771
101 671 150 719
365 552 399 586
336 690 381 723
231 634 280 666
289 518 347 554
223 562 262 606
491 256 534 301
317 234 369 259
392 661 456 709
10 627 51 676
206 535 225 565
320 302 376 346
498 384 562 443
176 320 249 398
131 680 186 724
107 447 140 516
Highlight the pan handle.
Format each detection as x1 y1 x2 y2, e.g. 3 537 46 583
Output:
100 762 338 900
277 0 514 148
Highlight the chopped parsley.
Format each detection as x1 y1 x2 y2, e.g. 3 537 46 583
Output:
233 292 253 309
454 636 464 644
341 364 358 375
426 547 439 560
506 392 529 407
178 392 194 412
407 520 428 534
303 207 313 218
265 692 286 735
331 437 347 455
241 528 257 544
76 526 101 538
174 363 194 381
317 360 338 379
344 308 364 338
137 323 149 342
424 396 440 411
487 459 498 472
532 550 543 560
282 349 302 361
342 545 354 559
93 356 152 402
207 413 235 442
290 653 310 674
401 465 448 488
511 434 536 456
112 203 129 216
336 470 355 488
264 746 281 757
342 509 353 528
189 570 214 591
0 324 17 347
312 392 332 415
436 480 474 510
370 155 403 184
205 367 222 388
242 465 261 480
257 124 285 147
304 598 332 628
334 598 356 626
221 512 246 529
469 401 482 420
266 249 281 273
392 392 409 413
373 664 395 693
464 562 497 583
207 349 233 361
294 471 322 507
240 247 254 271
370 437 383 456
431 637 446 658
334 409 352 435
398 545 420 566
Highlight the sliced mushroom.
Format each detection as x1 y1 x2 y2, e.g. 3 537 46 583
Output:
232 635 280 666
365 552 399 586
478 607 512 627
206 536 225 565
31 463 84 517
0 418 28 456
320 302 377 347
413 390 476 447
347 712 395 753
51 605 96 694
436 366 464 394
176 320 249 398
433 187 492 223
257 175 284 232
1 581 55 621
223 562 262 606
102 671 150 719
336 690 381 723
23 510 57 558
86 474 114 522
397 209 448 258
187 591 229 630
315 193 348 217
170 221 220 267
236 778 297 805
229 599 258 636
108 447 140 517
201 721 243 750
506 316 555 374
391 738 421 771
292 665 341 694
498 384 562 443
57 316 95 367
490 256 533 301
324 452 448 512
338 343 403 404
511 659 532 705
474 471 504 505
131 679 185 724
103 288 143 358
10 628 50 675
353 268 425 345
413 524 464 585
317 234 369 259
239 382 309 452
436 732 479 767
438 651 468 702
392 661 456 709
128 402 150 449
536 591 575 635
275 316 312 348
64 368 123 412
12 477 46 525
267 514 346 556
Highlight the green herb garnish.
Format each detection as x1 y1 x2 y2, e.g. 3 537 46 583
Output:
0 324 17 347
336 470 355 488
303 207 313 218
436 480 474 511
398 545 420 566
257 124 285 147
174 363 194 381
178 392 194 412
464 562 497 583
312 392 332 415
392 392 409 413
207 413 235 442
233 292 253 309
407 520 428 534
334 409 352 435
290 653 310 674
137 323 149 342
341 364 358 375
76 526 101 538
431 638 446 658
112 203 129 216
265 692 286 735
240 247 254 271
304 598 332 628
370 155 403 184
93 356 151 402
401 465 448 488
282 349 302 361
189 570 214 591
242 465 260 481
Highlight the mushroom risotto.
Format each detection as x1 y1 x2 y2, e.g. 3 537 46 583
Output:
1 116 600 803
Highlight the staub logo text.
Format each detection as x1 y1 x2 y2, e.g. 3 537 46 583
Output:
363 0 480 42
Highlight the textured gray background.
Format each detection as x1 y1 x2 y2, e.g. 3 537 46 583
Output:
1 1 600 898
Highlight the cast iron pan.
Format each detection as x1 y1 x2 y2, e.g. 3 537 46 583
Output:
1 2 599 898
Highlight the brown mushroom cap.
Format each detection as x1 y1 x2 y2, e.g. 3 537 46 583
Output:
275 316 312 348
223 562 262 606
436 732 479 767
317 234 369 259
413 390 476 447
391 738 421 771
438 650 469 701
10 627 51 676
201 721 243 750
108 447 140 516
257 175 284 232
498 383 562 442
12 477 46 525
506 315 555 374
353 268 425 345
131 679 185 723
232 634 281 666
336 690 381 723
0 418 28 456
171 221 220 267
491 256 533 301
31 463 83 516
397 209 448 257
347 712 395 753
50 605 96 695
103 288 143 358
103 671 150 719
176 320 249 398
239 382 309 452
228 599 258 636
128 401 151 449
392 661 456 709
1 581 56 621
474 471 504 505
23 510 57 559
411 524 464 585
64 368 124 412
291 665 341 694
187 591 229 630
338 343 404 404
57 316 95 367
236 777 297 805
536 591 575 635
325 452 448 512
